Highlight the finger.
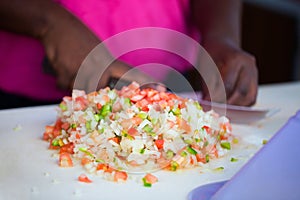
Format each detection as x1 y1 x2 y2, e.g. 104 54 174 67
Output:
227 67 257 106
222 61 242 98
55 64 74 91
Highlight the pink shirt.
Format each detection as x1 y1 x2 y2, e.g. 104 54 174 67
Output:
0 0 199 101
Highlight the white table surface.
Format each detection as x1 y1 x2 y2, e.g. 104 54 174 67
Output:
0 81 299 200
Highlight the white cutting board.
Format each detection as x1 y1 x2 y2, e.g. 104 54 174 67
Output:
0 105 267 200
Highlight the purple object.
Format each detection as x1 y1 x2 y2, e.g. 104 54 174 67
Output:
189 110 300 200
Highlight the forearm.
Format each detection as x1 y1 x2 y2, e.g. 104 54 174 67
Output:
191 0 242 47
0 0 76 40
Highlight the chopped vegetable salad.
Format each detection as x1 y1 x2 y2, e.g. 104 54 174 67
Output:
43 82 233 185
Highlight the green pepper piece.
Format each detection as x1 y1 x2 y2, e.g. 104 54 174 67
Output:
220 142 231 150
100 104 112 117
143 124 153 133
187 146 197 155
142 178 152 187
59 102 67 111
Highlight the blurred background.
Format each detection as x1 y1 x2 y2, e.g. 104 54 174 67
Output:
242 0 300 84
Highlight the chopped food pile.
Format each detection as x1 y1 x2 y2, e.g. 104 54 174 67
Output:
43 82 234 186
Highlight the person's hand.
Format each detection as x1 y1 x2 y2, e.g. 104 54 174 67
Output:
201 39 258 106
40 6 100 90
40 5 155 92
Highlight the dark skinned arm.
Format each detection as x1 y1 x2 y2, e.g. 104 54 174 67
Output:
191 0 258 106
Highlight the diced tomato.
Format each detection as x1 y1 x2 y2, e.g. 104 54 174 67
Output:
156 157 170 169
59 143 74 154
59 152 73 167
130 94 146 102
96 103 102 110
104 165 114 173
75 96 89 110
150 93 161 101
135 99 149 111
155 139 164 150
78 174 92 183
177 118 191 133
158 92 170 101
202 125 211 133
120 119 132 129
61 122 70 130
81 157 92 165
221 122 232 132
43 125 54 141
219 134 228 140
114 171 128 182
131 117 143 126
128 127 138 136
144 173 158 184
109 137 120 144
102 94 110 103
127 81 140 91
196 154 207 164
75 133 81 139
96 163 108 171
112 101 122 112
178 101 186 109
54 119 63 129
191 144 201 151
211 145 219 158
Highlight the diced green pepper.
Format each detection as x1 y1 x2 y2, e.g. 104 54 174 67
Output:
171 107 181 116
214 166 224 172
220 142 231 150
140 148 145 154
142 178 152 187
71 123 77 129
51 139 60 146
232 138 239 144
151 118 158 125
59 102 67 111
137 112 147 119
94 113 103 122
194 102 202 110
100 104 112 117
170 161 179 171
85 120 92 132
230 157 238 162
96 158 105 163
143 124 153 133
166 150 175 159
195 138 201 143
184 139 193 145
262 139 268 145
205 154 210 163
204 141 209 147
124 98 131 106
187 146 197 155
98 127 105 134
79 147 94 158
180 151 188 157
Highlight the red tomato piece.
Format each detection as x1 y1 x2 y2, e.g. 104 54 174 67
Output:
130 94 146 102
144 173 158 184
78 174 92 183
155 139 164 150
128 127 138 136
59 143 74 154
59 152 73 167
114 171 128 182
43 125 54 141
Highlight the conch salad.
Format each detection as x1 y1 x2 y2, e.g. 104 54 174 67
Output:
43 82 233 186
